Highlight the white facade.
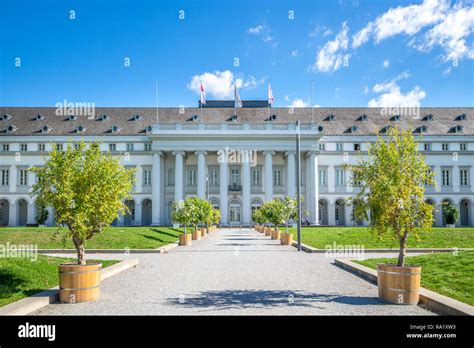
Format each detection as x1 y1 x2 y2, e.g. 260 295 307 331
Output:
0 107 473 227
0 125 473 227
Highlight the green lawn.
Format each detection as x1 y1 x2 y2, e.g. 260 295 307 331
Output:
288 227 474 249
355 251 474 306
0 226 184 249
0 255 118 307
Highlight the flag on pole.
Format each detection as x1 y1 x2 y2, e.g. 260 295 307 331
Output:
200 82 206 106
268 83 274 105
234 85 243 108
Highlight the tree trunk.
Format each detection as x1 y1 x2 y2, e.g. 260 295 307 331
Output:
397 233 408 267
73 237 86 265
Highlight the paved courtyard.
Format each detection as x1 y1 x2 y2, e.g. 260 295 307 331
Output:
34 228 433 315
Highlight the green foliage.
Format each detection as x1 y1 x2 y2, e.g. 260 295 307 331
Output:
172 197 215 233
211 208 221 225
260 199 286 230
30 141 135 264
36 204 49 225
443 202 459 225
344 126 435 266
252 208 264 224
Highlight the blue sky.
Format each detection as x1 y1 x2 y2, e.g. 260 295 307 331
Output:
0 0 473 107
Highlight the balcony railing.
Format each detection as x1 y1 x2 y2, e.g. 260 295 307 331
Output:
228 184 242 192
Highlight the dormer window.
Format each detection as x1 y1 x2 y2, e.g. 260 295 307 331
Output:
451 125 464 133
351 125 358 133
456 113 467 121
76 125 86 134
380 125 392 134
2 114 12 121
230 115 239 122
357 114 368 121
35 114 45 121
6 125 17 134
68 115 77 121
325 114 336 121
414 125 428 133
97 114 109 121
130 114 142 121
422 114 433 121
191 114 200 122
41 125 52 134
145 126 152 133
390 115 401 121
317 125 324 132
267 114 277 122
111 125 121 134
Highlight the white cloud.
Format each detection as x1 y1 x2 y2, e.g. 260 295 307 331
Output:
363 86 369 94
247 24 276 45
413 3 474 62
350 0 473 64
291 49 299 57
323 28 333 37
383 59 390 68
313 22 351 72
288 98 309 107
368 72 426 107
187 71 262 99
352 22 374 48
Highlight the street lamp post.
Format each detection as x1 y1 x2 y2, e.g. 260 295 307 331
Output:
296 120 302 251
206 174 209 231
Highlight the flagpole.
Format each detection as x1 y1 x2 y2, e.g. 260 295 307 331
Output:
155 81 159 123
311 79 314 124
267 80 270 119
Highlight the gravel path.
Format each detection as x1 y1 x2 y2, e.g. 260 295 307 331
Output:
34 228 434 315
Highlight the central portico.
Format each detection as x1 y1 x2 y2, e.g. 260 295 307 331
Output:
148 122 322 226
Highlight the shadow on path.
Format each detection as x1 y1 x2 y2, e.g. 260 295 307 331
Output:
166 289 382 311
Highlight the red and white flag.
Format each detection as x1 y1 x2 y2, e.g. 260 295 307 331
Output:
200 82 206 106
268 83 274 105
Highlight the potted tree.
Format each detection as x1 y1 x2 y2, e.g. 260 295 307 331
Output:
252 209 263 232
280 196 297 245
199 199 213 236
211 208 221 231
172 200 193 246
346 127 435 305
268 199 284 240
260 202 272 236
187 197 203 240
443 203 458 228
30 142 134 303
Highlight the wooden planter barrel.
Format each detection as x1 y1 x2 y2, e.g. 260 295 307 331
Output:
377 264 421 305
264 227 271 236
201 228 207 237
59 263 102 303
271 230 281 240
192 229 201 240
179 233 192 246
280 233 293 245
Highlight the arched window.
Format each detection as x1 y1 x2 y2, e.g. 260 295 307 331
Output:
229 199 241 223
251 198 263 211
210 197 220 210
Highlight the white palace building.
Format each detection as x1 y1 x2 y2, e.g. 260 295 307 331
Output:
0 102 473 227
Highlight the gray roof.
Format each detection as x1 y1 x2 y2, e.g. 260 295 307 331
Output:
0 107 472 136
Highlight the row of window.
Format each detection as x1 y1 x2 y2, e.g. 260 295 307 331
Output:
0 168 30 186
318 143 470 152
0 143 153 152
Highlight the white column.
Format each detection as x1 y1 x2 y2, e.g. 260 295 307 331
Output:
435 165 442 192
328 202 336 226
135 165 143 193
328 165 335 193
219 159 229 225
151 152 162 225
263 151 274 202
435 203 443 227
173 151 185 202
196 151 207 199
470 166 474 194
242 160 251 225
286 151 296 198
134 202 142 226
307 151 319 225
344 202 352 226
27 202 35 224
9 201 17 226
471 202 474 227
10 165 17 193
453 165 460 193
